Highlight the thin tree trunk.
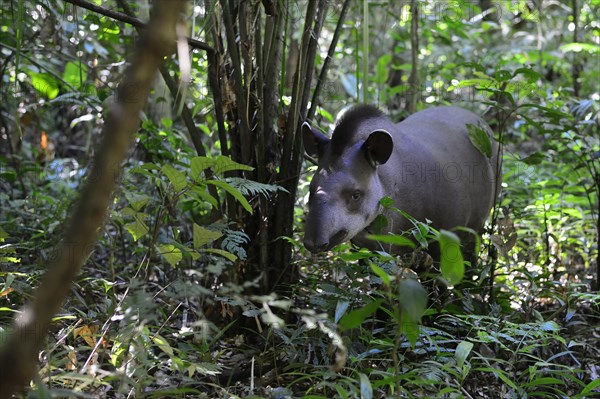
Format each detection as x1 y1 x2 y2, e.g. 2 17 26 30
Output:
407 0 419 114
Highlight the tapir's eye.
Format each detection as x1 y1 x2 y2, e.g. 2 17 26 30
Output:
351 190 362 201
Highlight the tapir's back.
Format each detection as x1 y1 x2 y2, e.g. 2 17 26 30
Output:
383 106 500 233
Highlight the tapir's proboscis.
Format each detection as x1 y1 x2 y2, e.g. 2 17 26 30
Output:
302 105 500 255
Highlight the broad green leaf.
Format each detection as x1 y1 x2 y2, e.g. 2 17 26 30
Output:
439 230 464 286
126 193 151 211
512 67 543 82
206 179 253 214
29 72 59 99
189 185 219 209
152 334 174 357
494 70 512 82
375 54 392 86
369 214 388 234
398 278 427 322
156 244 182 268
359 373 373 399
339 299 382 331
161 117 173 129
455 341 473 368
370 263 390 285
123 208 149 241
191 156 216 180
379 196 395 208
162 164 187 191
400 313 420 348
466 123 492 158
366 233 416 249
193 224 222 248
213 155 254 174
62 61 88 90
560 42 600 54
202 248 237 262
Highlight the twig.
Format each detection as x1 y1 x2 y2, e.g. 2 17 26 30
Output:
63 0 213 53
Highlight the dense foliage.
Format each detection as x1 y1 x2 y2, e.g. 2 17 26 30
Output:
0 0 598 398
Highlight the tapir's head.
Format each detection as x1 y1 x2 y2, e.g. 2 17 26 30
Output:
302 105 395 253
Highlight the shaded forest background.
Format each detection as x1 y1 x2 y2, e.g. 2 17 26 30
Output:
0 0 599 397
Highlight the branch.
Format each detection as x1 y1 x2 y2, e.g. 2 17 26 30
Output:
0 1 187 395
63 0 213 53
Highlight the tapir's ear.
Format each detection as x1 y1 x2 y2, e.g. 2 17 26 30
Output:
363 130 393 167
302 122 330 158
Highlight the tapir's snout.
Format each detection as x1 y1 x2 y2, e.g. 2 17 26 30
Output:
303 239 329 254
304 228 348 253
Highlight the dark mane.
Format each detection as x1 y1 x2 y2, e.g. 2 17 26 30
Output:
331 105 385 155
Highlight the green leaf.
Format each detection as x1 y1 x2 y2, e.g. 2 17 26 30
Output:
162 164 187 191
193 224 222 248
213 155 254 174
62 61 88 90
122 208 149 241
379 196 395 208
398 278 427 323
370 263 390 285
400 313 420 348
369 214 388 234
202 248 237 261
206 179 253 214
366 234 416 249
29 71 59 99
521 152 545 165
157 244 182 268
467 123 492 158
439 230 464 286
126 193 151 211
189 185 219 209
338 299 382 331
190 156 216 180
560 42 600 54
475 367 518 390
512 67 543 82
151 334 174 357
577 377 600 397
161 117 173 129
359 373 373 399
455 341 473 368
375 54 392 85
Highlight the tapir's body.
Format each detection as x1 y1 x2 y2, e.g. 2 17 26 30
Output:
302 105 500 254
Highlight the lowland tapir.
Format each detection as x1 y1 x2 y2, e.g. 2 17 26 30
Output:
302 105 500 254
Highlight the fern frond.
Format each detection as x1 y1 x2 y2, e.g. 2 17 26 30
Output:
224 177 287 199
221 229 250 260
